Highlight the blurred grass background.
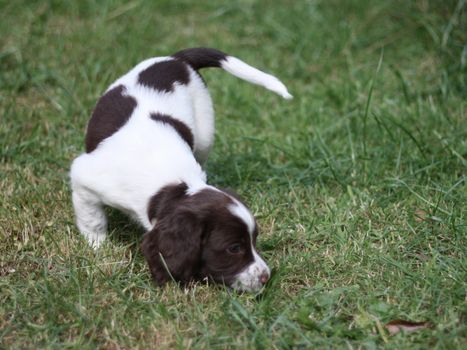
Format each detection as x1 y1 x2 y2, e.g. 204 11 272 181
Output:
1 0 466 348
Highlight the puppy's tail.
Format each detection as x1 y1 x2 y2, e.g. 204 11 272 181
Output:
173 47 292 99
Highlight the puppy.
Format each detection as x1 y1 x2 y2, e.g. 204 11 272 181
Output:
70 48 291 292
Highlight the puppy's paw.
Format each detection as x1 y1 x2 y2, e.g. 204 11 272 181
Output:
83 232 107 249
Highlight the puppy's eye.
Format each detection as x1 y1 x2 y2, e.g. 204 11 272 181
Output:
226 244 243 255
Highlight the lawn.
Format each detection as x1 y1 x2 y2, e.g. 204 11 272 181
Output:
1 0 466 348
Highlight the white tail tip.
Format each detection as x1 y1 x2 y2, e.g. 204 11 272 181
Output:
280 89 293 100
221 57 292 99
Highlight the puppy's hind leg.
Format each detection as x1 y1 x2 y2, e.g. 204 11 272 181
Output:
72 185 108 249
190 74 215 165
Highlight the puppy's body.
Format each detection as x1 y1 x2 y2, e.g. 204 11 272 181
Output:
71 59 210 231
70 48 291 291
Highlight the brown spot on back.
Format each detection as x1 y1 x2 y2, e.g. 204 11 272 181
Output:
85 85 137 153
138 60 190 92
150 113 194 150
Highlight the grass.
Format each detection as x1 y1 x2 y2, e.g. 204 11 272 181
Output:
0 0 466 348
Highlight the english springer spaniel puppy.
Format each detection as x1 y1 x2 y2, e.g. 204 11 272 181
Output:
70 48 291 292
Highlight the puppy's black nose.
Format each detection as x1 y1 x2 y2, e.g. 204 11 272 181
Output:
260 272 269 285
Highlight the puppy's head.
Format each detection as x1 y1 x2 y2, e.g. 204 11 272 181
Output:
141 183 270 292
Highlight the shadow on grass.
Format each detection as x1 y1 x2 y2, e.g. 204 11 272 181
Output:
105 207 143 250
205 143 318 190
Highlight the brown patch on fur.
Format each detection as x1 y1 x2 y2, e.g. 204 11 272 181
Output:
173 47 227 70
149 113 194 150
138 60 190 92
85 85 137 153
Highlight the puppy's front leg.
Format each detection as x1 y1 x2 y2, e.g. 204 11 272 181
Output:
72 186 108 248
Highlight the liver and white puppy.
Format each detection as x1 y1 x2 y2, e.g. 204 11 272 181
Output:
70 48 291 292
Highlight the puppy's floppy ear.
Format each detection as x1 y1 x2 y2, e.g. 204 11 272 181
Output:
142 210 204 286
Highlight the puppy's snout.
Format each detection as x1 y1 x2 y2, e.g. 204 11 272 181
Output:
260 272 270 285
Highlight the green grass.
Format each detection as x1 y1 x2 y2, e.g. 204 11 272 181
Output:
1 0 466 348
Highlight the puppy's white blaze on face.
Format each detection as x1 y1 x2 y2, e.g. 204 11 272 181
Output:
228 201 270 292
228 201 255 235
